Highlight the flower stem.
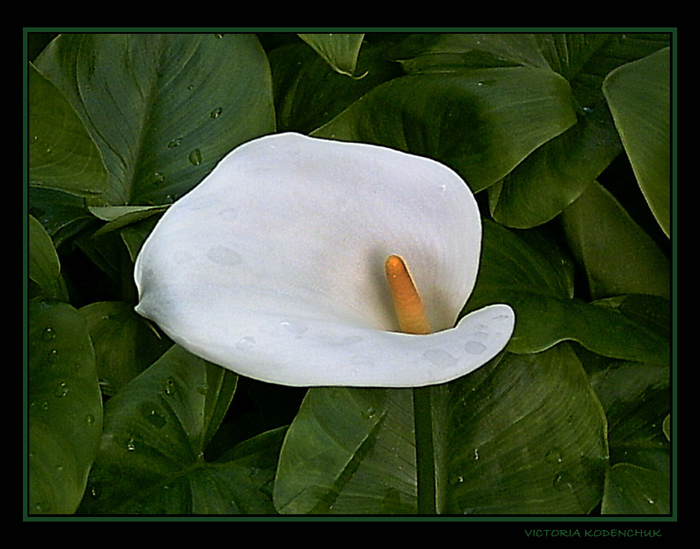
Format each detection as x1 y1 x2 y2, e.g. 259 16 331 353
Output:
413 385 436 514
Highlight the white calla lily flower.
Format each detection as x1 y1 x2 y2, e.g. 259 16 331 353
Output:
134 133 514 387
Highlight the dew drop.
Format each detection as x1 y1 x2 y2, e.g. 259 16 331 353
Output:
210 107 223 118
422 349 456 368
553 473 574 492
189 148 203 166
167 137 183 148
144 407 166 429
473 448 480 460
42 327 56 341
362 407 377 420
464 341 487 354
164 377 176 396
85 414 96 426
236 336 256 351
196 383 209 396
545 448 564 465
54 381 69 398
207 245 241 267
280 320 308 336
126 438 136 452
88 482 102 500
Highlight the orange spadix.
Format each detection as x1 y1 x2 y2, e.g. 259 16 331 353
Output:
385 254 431 335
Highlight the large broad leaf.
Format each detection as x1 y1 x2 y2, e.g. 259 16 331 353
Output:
601 464 670 514
298 33 365 77
603 47 671 238
76 345 273 514
273 387 417 514
561 181 670 299
34 33 276 207
28 300 103 514
487 34 669 228
313 67 577 193
269 37 403 134
445 345 608 514
578 347 670 514
28 214 69 301
79 301 171 396
467 220 670 364
390 32 670 227
28 63 108 197
273 344 608 514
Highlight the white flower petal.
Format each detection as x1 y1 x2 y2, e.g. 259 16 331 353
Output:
134 133 514 387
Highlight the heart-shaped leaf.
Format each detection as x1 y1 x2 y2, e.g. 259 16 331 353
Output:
34 33 276 207
77 345 248 514
28 300 103 514
314 67 577 192
298 33 365 77
28 63 108 197
603 48 671 237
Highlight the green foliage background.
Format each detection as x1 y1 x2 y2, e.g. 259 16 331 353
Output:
25 31 673 517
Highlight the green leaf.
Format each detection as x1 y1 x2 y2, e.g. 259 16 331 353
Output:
88 204 169 236
78 345 244 514
298 33 365 77
445 345 608 514
80 301 171 396
274 345 608 515
269 38 402 134
467 221 670 364
28 63 108 197
28 300 103 514
274 387 417 514
583 350 670 471
603 47 671 237
561 181 670 299
34 33 275 207
602 464 670 514
28 215 69 301
488 101 622 227
577 327 670 516
393 33 669 227
314 67 577 192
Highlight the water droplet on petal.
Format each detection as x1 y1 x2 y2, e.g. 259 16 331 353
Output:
236 336 256 351
280 320 308 336
464 341 487 354
207 246 241 267
422 349 456 368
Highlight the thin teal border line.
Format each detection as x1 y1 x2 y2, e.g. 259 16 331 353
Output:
23 27 679 524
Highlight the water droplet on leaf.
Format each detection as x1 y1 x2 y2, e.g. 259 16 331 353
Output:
164 377 176 396
54 381 69 398
189 148 202 165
